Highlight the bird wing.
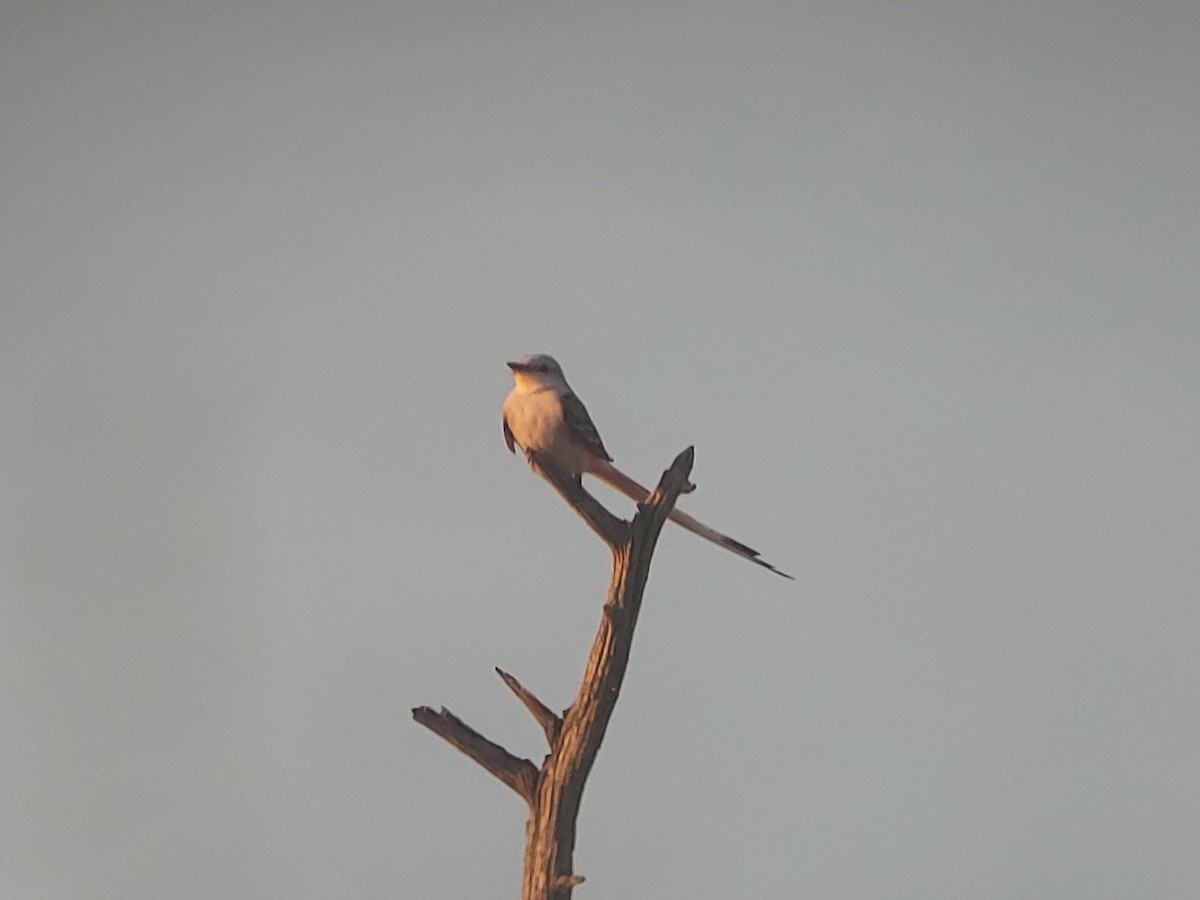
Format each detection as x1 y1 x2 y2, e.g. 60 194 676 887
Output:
502 414 517 453
560 390 612 462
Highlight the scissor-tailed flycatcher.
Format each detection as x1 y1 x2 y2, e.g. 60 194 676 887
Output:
502 354 793 579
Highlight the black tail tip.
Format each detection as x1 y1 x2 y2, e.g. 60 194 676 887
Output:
723 537 795 580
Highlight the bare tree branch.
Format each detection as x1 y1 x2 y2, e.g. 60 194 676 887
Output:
411 706 538 806
415 446 696 900
496 667 563 747
524 451 629 548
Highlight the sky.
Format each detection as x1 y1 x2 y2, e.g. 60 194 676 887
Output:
3 1 1198 897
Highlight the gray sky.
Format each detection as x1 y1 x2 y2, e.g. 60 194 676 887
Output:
3 1 1198 897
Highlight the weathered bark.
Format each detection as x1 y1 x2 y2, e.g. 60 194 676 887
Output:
413 446 695 899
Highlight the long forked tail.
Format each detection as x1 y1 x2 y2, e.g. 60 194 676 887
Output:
589 460 794 579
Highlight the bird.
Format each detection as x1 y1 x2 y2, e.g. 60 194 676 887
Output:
502 353 793 579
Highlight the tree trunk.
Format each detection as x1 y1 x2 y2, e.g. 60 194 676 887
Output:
413 447 695 899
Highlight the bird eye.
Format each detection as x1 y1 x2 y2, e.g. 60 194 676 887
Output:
537 364 549 372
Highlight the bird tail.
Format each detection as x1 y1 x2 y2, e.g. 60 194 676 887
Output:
589 460 794 579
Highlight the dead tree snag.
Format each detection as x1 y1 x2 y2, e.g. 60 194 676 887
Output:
413 446 695 899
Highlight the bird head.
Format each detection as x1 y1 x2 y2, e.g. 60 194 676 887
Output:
507 354 567 391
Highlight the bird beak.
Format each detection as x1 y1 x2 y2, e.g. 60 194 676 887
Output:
507 361 528 372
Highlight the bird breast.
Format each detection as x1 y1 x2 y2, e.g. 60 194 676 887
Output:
503 389 589 476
